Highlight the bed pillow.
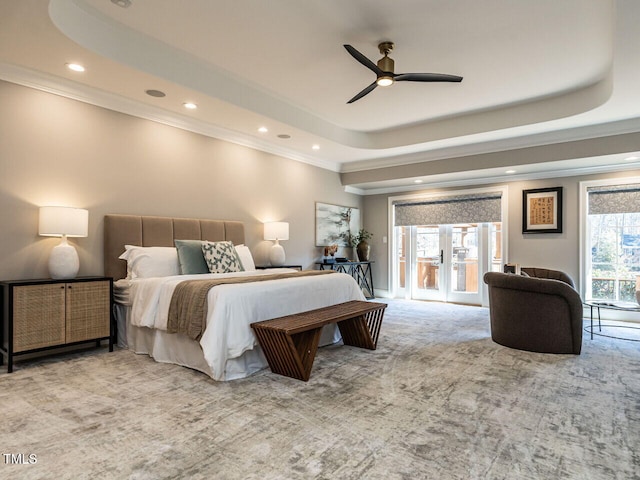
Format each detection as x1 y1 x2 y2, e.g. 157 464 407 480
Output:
118 246 180 278
175 239 209 274
202 241 244 274
235 244 256 271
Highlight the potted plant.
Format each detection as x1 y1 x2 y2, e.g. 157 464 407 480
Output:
350 229 373 262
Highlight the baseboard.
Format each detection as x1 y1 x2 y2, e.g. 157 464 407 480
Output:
373 289 392 299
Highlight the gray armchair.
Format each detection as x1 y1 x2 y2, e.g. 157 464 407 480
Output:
483 268 583 354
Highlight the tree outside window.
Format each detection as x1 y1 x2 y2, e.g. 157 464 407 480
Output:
589 213 640 301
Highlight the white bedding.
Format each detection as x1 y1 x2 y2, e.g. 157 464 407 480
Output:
115 268 366 380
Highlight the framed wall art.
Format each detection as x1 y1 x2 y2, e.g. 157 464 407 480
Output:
522 186 563 234
315 202 360 246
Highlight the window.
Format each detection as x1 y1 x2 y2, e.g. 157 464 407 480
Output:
588 213 640 301
584 181 640 302
389 186 508 305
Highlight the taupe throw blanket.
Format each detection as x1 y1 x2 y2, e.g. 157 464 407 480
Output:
167 270 336 340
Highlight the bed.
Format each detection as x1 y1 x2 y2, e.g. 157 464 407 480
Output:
105 214 366 380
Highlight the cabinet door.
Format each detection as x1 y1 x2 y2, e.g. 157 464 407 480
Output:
13 284 66 352
65 281 111 343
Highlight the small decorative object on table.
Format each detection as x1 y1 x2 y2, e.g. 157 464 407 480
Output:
350 229 373 262
323 245 338 263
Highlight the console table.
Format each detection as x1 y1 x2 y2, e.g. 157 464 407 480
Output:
316 261 375 299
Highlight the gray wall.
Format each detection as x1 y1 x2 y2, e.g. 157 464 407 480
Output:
363 171 640 295
0 80 361 280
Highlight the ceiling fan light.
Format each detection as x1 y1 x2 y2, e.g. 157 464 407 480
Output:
377 76 394 87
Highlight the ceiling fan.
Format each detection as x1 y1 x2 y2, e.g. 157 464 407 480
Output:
343 42 463 104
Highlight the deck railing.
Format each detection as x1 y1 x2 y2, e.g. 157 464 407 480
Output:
592 278 637 302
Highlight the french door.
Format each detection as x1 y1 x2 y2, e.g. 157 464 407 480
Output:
395 223 502 304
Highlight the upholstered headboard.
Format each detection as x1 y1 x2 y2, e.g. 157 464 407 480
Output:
104 214 245 280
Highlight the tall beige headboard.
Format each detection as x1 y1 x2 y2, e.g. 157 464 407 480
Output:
104 214 245 280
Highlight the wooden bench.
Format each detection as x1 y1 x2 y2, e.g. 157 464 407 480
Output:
250 300 387 381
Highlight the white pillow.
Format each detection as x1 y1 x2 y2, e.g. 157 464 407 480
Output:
118 245 180 279
235 245 256 271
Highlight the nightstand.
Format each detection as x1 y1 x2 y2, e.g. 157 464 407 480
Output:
255 265 303 271
0 276 113 373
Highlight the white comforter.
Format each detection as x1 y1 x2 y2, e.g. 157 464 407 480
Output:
123 269 366 379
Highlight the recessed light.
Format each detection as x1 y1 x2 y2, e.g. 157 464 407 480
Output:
625 156 639 161
277 134 291 139
414 179 423 184
312 144 320 150
145 89 166 98
505 169 517 174
183 102 197 110
258 127 268 133
66 63 85 72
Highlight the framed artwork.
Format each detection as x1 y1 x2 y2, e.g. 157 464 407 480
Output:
522 187 563 234
315 202 360 246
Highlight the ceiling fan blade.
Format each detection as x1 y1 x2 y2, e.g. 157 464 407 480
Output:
344 45 384 76
394 73 463 82
347 81 378 104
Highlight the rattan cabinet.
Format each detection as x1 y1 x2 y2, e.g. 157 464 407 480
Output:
0 277 113 373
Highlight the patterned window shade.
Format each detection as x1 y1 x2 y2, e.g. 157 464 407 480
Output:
394 193 502 226
588 185 640 215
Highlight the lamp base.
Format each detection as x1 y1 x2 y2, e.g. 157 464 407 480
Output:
269 243 286 267
49 238 79 279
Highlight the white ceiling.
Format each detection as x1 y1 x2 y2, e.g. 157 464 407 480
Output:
1 0 640 191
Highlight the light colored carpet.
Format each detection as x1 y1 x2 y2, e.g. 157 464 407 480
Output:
1 299 639 480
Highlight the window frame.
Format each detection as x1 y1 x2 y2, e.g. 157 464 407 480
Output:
580 176 640 302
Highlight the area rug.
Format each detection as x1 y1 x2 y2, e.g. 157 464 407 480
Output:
1 299 638 479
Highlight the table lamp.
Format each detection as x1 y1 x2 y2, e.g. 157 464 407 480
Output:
39 206 89 279
264 222 289 267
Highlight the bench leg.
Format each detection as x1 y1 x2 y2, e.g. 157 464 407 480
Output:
253 327 322 381
338 307 385 350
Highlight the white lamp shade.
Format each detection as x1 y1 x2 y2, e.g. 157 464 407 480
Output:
264 222 289 241
39 206 88 237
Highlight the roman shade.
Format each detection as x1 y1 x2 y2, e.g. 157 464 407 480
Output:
394 193 502 226
588 184 640 215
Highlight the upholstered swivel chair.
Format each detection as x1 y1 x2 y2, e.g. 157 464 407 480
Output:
483 268 583 354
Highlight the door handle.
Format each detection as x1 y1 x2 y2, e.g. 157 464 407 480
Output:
440 249 444 264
